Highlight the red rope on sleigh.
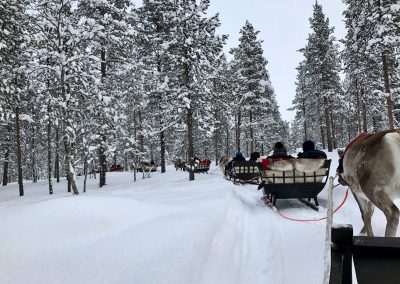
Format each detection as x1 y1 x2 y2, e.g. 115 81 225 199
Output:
271 189 349 222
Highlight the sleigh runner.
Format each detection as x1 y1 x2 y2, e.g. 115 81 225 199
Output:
259 158 331 209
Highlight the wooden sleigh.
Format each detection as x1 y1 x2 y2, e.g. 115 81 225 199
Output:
228 161 261 184
329 225 400 284
190 160 211 174
259 159 331 209
193 163 210 173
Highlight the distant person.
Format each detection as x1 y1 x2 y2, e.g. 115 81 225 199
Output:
192 156 201 166
267 142 292 159
249 151 261 162
297 140 327 159
227 149 246 172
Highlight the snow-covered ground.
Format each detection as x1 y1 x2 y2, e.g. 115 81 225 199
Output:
0 151 397 284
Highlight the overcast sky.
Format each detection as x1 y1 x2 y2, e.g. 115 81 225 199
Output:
132 0 347 121
206 0 347 121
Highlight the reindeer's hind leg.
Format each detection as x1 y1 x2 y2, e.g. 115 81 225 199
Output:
352 192 375 236
370 190 399 237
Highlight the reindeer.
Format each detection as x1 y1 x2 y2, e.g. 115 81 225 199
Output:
219 156 230 175
174 159 186 171
338 129 400 237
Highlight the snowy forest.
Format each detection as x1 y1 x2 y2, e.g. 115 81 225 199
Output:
1 0 399 195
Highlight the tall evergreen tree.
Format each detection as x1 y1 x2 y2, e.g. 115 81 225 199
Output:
293 2 342 151
0 0 28 195
78 0 135 187
136 0 178 174
342 0 400 131
169 0 226 181
231 21 279 153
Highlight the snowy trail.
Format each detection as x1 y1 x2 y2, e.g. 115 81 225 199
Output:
1 155 398 284
0 167 283 284
130 169 285 284
197 185 284 284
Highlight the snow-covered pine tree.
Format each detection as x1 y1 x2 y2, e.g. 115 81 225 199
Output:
0 0 29 195
294 2 342 151
209 54 232 162
230 21 278 154
77 0 135 187
292 61 311 141
367 0 400 129
342 0 400 130
27 0 106 194
136 0 180 173
168 0 226 180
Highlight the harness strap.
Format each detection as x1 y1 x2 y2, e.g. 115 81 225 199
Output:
343 133 372 156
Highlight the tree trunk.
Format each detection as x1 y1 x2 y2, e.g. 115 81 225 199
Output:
2 125 11 186
187 106 194 181
330 111 337 149
83 156 88 193
47 102 53 195
99 47 108 188
15 107 24 196
92 160 97 180
355 79 362 133
31 124 37 183
137 110 144 153
323 97 333 152
183 59 194 181
302 100 308 141
236 111 241 150
61 68 79 195
382 53 394 129
155 58 166 173
55 125 60 183
160 130 166 173
2 149 9 186
347 119 352 142
249 110 254 153
214 113 221 166
99 145 107 187
225 126 230 157
320 117 326 149
361 88 368 133
133 110 137 182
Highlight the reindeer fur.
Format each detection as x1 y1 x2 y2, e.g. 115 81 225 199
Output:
339 130 400 237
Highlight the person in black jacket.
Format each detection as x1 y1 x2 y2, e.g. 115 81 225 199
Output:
249 151 261 162
267 142 293 159
297 140 327 159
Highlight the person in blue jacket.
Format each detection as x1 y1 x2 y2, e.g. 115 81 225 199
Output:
227 149 246 172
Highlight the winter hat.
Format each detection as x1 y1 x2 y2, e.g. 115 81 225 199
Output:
302 140 315 152
274 142 284 149
235 149 243 158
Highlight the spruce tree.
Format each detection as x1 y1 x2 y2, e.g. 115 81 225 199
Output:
169 0 226 181
293 2 342 151
231 21 279 153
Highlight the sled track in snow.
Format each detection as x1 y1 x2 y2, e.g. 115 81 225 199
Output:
198 188 284 284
